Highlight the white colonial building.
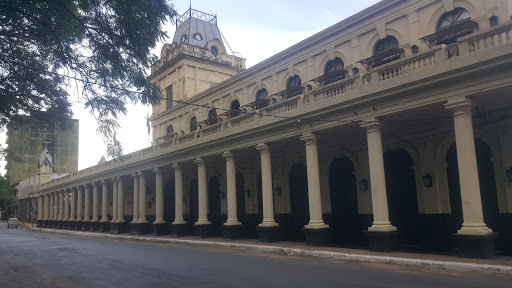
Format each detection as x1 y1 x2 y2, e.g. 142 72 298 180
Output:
26 0 512 258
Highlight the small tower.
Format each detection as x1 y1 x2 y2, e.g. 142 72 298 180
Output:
38 148 53 185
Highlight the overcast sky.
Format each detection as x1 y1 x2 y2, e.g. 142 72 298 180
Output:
0 0 381 176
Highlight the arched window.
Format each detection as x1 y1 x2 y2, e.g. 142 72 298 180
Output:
190 117 197 132
166 125 173 135
286 75 302 98
255 88 268 109
323 57 345 84
230 100 241 118
373 36 400 67
437 8 471 30
211 46 218 56
208 109 218 125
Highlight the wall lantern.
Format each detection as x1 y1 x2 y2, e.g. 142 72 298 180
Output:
220 191 226 200
352 67 360 75
359 179 369 191
506 167 512 182
274 186 282 196
411 45 419 54
423 173 433 188
245 189 251 198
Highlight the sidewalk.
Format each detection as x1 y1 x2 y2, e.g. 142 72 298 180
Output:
26 224 512 275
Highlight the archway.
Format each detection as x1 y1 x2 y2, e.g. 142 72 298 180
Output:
329 157 360 244
188 179 198 225
236 172 246 222
383 148 419 245
257 173 264 223
164 179 175 223
446 138 499 234
208 176 222 235
289 163 309 241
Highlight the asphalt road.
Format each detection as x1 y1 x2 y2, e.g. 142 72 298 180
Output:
0 223 511 288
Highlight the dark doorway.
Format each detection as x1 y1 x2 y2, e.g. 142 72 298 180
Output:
329 157 360 244
188 179 198 225
164 180 175 223
383 148 419 245
208 176 223 235
289 163 309 241
236 172 246 222
446 139 499 234
257 173 264 223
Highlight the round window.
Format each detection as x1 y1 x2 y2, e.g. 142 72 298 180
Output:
211 46 218 56
193 32 203 41
180 34 188 42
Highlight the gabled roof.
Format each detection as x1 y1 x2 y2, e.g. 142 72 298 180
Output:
38 148 53 167
98 156 107 164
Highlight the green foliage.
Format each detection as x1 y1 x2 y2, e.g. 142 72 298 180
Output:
0 0 177 159
0 175 15 212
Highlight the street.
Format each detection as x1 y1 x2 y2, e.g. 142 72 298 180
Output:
0 223 511 288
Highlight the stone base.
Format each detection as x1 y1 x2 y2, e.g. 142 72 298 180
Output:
171 223 190 237
365 230 399 252
37 220 43 228
90 221 100 232
222 225 242 240
194 224 211 238
453 233 498 259
99 222 110 232
130 222 150 235
75 221 82 230
110 222 126 234
152 222 169 236
82 221 91 231
48 220 54 228
303 227 330 246
62 221 69 229
68 221 76 230
258 225 281 243
57 221 63 229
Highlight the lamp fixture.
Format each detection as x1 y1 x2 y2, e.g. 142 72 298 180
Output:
274 186 282 196
245 189 251 198
220 191 226 200
423 173 433 188
359 179 369 191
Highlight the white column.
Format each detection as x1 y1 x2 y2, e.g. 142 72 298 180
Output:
361 120 396 231
84 185 90 222
300 134 328 229
223 152 241 226
195 158 211 225
92 182 99 222
172 163 186 224
53 192 58 221
70 187 76 222
77 186 83 221
256 144 278 227
154 168 165 224
117 176 125 223
138 172 148 223
445 98 493 235
38 195 43 221
59 191 64 221
101 180 109 223
64 189 69 221
49 192 54 221
112 177 118 223
132 173 139 223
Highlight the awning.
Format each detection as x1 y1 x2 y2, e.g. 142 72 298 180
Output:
311 69 348 84
272 86 304 99
420 19 478 47
357 47 404 71
243 98 270 109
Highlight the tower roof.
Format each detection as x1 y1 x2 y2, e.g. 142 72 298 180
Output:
38 148 53 167
172 8 225 50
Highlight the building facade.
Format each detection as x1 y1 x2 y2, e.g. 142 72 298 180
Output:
27 1 512 258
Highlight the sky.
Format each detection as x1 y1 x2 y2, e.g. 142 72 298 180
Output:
0 0 381 176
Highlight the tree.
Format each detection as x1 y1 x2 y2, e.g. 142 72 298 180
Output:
0 175 15 216
0 0 177 159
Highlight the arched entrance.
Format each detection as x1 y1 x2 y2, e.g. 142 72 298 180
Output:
236 172 246 222
446 138 499 234
289 163 309 241
329 157 360 244
208 176 222 235
257 173 264 223
383 148 419 245
164 180 175 223
188 179 198 225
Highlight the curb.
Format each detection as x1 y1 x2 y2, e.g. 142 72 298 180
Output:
29 227 512 275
